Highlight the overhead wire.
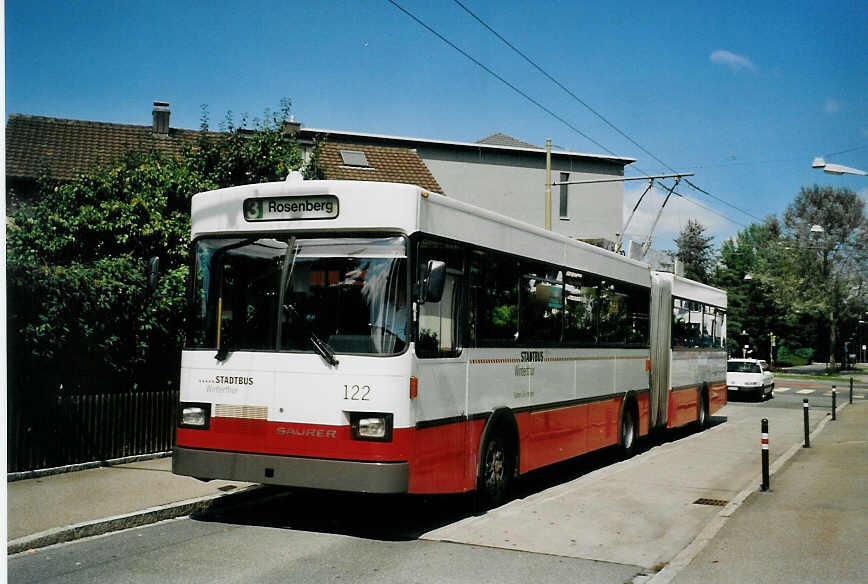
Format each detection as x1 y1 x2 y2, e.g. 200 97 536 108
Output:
388 0 751 231
451 0 764 224
823 144 867 158
386 0 618 158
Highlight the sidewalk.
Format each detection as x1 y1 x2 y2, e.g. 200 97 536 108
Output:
668 400 867 584
7 457 256 554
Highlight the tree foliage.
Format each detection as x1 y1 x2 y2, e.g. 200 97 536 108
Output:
713 185 867 368
711 218 785 360
673 219 714 283
7 102 307 393
761 185 867 368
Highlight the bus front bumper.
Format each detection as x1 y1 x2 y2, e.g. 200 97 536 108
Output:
173 446 409 494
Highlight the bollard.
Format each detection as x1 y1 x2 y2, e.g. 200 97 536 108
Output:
851 377 854 404
832 386 836 420
761 418 770 491
803 399 810 448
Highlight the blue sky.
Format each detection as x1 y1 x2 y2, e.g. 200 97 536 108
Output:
6 0 867 249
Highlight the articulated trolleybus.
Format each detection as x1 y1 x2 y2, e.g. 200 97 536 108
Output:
173 175 727 505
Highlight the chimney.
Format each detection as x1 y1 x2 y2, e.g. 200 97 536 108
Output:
152 101 170 136
283 114 301 136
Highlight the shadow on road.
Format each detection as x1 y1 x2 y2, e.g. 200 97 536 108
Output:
192 418 725 541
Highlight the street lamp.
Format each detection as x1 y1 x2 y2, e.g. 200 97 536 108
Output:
812 157 867 176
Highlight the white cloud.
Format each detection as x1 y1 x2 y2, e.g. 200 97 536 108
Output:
710 49 755 72
824 98 841 114
620 182 732 251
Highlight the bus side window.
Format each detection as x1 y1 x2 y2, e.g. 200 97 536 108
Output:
473 250 518 346
519 262 564 345
564 270 600 346
417 242 464 357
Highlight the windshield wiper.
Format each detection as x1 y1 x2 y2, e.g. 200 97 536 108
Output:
283 303 340 367
275 237 339 367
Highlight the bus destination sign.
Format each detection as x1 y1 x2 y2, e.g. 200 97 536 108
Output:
243 195 339 222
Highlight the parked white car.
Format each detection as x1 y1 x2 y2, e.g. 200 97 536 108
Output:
727 358 774 400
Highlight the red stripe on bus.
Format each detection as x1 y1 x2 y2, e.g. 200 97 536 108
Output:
516 397 623 473
176 418 411 461
668 386 700 428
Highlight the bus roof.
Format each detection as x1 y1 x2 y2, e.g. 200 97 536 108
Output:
653 271 727 308
191 177 668 289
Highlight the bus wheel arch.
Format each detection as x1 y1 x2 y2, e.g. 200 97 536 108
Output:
475 409 518 510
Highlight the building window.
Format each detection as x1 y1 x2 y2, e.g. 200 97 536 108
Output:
339 150 371 167
559 173 569 219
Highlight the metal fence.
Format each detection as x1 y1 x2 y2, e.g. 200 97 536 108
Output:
7 389 179 473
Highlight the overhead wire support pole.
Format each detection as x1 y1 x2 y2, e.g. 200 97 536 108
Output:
545 138 552 230
551 172 694 187
641 176 682 257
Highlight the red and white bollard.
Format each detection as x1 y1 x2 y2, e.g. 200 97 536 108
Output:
761 418 769 491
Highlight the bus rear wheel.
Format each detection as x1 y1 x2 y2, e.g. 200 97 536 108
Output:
477 430 512 511
697 390 710 429
619 406 638 459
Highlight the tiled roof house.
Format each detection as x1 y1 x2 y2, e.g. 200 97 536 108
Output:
5 102 443 208
6 102 634 243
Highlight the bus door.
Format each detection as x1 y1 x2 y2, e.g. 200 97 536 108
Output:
411 239 468 492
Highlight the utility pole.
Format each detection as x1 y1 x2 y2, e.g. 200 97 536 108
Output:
545 138 552 230
769 332 775 368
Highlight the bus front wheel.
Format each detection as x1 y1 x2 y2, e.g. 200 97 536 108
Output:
476 430 512 511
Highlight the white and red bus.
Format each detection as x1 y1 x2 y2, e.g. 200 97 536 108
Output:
173 176 726 506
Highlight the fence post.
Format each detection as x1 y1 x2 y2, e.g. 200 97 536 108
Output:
761 418 770 491
832 386 837 421
803 399 810 448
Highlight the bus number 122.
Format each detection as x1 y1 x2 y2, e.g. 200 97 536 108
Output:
344 385 371 401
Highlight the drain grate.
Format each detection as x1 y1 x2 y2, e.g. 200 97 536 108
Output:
693 498 729 506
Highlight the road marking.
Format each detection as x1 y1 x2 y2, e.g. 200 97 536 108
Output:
776 387 791 392
795 389 815 394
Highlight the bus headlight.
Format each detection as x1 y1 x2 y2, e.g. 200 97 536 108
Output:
180 403 211 429
350 412 393 442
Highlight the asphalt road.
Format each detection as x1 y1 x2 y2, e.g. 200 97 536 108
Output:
8 500 642 584
728 376 866 412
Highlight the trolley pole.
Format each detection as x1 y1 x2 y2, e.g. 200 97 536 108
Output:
802 399 810 448
761 418 769 491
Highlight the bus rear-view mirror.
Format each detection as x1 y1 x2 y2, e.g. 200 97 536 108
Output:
423 260 446 303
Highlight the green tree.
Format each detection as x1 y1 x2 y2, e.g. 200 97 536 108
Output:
761 185 867 370
7 102 306 394
712 218 786 360
673 219 715 283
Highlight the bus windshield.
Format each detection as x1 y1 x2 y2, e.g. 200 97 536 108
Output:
187 236 409 356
